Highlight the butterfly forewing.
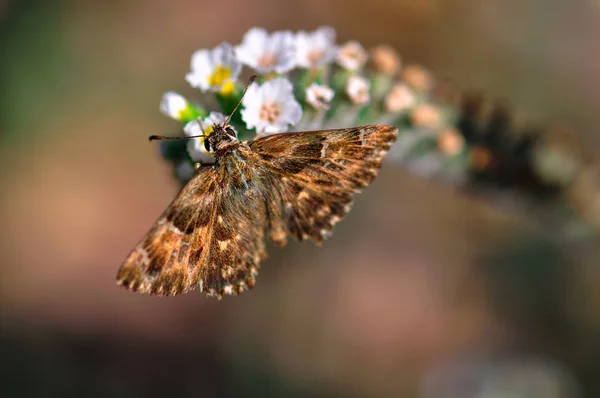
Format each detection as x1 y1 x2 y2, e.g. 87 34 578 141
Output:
117 124 397 297
251 124 397 245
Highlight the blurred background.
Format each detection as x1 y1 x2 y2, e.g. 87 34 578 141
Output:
1 0 599 397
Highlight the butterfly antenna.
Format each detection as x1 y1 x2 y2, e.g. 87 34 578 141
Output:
223 75 257 126
149 134 204 141
149 117 210 142
197 117 207 132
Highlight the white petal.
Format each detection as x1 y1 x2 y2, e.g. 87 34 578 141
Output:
183 120 202 137
242 82 262 109
186 50 212 90
315 26 336 44
261 123 280 134
236 28 296 74
241 83 261 130
218 42 243 79
189 49 211 71
270 30 297 73
263 77 294 101
240 27 269 54
295 26 338 68
269 30 294 49
204 111 227 127
241 82 261 106
281 99 303 125
240 108 259 130
210 42 234 64
274 58 297 74
236 29 267 71
159 92 188 119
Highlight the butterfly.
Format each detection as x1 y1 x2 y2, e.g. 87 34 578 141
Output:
116 76 397 298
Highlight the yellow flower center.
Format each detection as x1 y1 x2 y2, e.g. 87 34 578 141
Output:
203 125 214 135
219 80 235 96
208 65 232 88
199 125 214 152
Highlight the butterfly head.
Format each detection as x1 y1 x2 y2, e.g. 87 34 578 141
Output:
204 75 258 153
148 76 257 153
204 123 238 153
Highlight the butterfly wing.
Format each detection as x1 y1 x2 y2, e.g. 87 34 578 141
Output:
117 124 396 297
250 124 397 245
116 162 267 297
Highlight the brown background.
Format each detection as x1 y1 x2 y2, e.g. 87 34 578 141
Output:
1 1 599 397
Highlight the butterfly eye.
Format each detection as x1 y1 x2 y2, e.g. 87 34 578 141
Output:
204 138 211 152
225 127 236 137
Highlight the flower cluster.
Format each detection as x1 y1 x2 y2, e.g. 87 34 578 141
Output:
159 26 463 179
157 26 599 236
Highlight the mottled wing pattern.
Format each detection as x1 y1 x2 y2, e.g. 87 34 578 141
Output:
117 124 396 298
251 124 397 246
116 161 266 297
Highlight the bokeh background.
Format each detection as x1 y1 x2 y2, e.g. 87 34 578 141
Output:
1 1 599 397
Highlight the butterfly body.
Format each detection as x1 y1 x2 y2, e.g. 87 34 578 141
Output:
117 124 397 298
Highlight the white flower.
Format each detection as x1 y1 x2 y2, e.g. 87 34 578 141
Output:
185 42 242 93
235 28 296 74
184 112 235 162
296 26 338 69
160 92 189 121
241 77 302 134
384 83 416 113
346 76 370 105
305 83 334 110
336 41 368 71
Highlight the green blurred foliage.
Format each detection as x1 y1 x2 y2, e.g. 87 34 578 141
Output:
0 0 74 144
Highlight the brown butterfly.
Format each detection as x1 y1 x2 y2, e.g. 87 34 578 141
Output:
116 76 397 298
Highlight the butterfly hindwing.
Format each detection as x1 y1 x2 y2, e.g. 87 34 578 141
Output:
116 164 267 297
